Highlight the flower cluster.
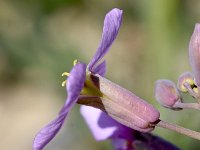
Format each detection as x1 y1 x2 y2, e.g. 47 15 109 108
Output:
154 24 200 111
33 8 200 150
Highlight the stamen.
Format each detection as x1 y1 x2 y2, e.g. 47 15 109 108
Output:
62 72 70 77
62 80 67 87
61 59 78 87
73 59 78 66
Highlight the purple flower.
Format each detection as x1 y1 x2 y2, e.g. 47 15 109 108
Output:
33 8 160 150
80 106 134 141
33 8 123 150
81 74 160 132
33 63 86 150
81 106 180 150
189 23 200 87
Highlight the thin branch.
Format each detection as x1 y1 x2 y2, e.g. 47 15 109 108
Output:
174 101 200 110
156 120 200 141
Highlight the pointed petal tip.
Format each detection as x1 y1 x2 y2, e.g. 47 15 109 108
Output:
110 8 123 16
33 115 65 150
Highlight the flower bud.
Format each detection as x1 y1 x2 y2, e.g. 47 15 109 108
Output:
189 23 200 87
177 72 194 93
155 79 181 109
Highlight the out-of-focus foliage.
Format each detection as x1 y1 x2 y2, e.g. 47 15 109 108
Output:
1 0 200 149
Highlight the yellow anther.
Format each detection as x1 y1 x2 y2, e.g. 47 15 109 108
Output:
62 80 67 87
61 60 78 87
179 79 195 93
73 59 78 66
62 72 70 77
186 78 195 86
180 84 188 93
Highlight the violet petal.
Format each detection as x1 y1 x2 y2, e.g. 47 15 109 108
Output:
80 106 136 141
33 63 86 150
92 60 106 76
88 8 122 72
80 106 117 141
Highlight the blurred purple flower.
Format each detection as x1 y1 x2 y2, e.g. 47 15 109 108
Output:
81 106 180 150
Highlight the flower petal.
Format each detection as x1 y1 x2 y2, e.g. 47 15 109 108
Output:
33 63 86 150
92 60 106 76
88 8 122 72
80 106 135 141
64 62 87 108
33 111 67 150
80 106 117 141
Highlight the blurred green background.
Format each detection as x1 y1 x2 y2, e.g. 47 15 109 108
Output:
1 0 200 149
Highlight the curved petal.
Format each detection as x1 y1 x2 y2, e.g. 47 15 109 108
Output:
33 63 86 150
80 106 134 141
92 60 106 76
80 106 117 141
88 8 122 72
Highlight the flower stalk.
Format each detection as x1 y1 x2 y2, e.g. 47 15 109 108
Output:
173 101 200 110
155 120 200 141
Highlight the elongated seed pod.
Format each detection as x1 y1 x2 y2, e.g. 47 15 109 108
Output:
189 24 200 87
